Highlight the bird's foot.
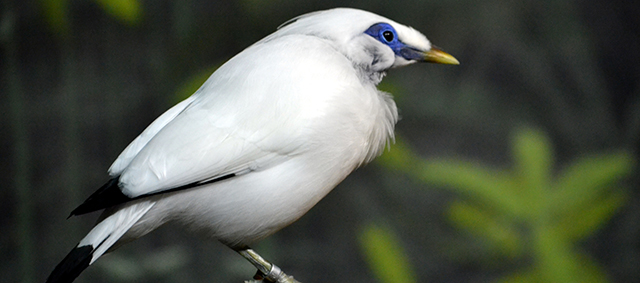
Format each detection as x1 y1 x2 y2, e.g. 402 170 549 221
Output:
244 269 300 283
248 265 300 283
238 248 301 283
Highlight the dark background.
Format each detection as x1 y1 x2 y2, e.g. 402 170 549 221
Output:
2 0 639 282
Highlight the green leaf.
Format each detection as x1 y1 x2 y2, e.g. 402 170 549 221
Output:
570 252 610 283
417 158 525 218
376 127 629 283
554 190 626 242
376 137 420 173
511 127 553 206
448 200 522 258
551 151 634 216
497 269 539 283
533 225 581 282
532 225 608 283
358 223 417 283
95 0 142 25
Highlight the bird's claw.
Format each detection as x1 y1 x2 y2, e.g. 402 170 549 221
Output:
244 267 301 283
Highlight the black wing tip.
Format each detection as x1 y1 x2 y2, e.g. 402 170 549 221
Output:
69 177 132 217
46 245 94 283
68 173 239 218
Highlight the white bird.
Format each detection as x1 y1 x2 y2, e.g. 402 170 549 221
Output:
47 7 458 283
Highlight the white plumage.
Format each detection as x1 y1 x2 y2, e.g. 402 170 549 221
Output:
47 7 458 283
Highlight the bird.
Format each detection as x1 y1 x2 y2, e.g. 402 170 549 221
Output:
46 7 459 283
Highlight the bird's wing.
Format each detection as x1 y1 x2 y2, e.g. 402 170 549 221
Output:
115 35 349 198
108 96 197 176
117 100 302 197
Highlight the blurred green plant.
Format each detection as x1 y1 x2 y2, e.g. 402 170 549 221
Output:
40 0 142 35
359 223 418 283
376 127 634 282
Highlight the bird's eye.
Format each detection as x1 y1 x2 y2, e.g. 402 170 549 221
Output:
364 23 400 47
382 30 394 42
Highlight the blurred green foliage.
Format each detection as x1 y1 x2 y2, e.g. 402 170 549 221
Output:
94 0 142 24
40 0 141 34
376 127 634 282
40 0 70 34
358 223 417 283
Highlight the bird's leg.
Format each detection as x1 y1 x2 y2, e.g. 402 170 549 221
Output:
236 248 301 283
238 248 275 280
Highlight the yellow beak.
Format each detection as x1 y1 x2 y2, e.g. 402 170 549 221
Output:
423 47 460 65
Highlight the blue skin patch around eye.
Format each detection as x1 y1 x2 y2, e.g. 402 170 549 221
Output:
364 23 423 61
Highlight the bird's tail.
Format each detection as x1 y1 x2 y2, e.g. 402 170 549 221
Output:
46 201 155 283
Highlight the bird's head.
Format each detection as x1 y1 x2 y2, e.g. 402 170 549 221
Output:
269 8 459 74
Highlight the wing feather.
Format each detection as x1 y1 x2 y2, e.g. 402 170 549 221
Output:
109 96 197 176
115 35 349 197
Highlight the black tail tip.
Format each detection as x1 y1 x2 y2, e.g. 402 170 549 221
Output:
46 245 93 283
